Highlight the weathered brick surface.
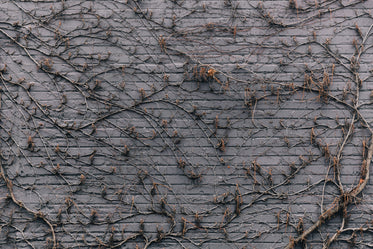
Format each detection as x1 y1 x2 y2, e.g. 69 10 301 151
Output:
0 0 372 248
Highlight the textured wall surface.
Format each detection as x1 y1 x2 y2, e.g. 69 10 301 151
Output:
0 0 373 248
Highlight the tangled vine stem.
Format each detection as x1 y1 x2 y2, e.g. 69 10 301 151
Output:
286 135 373 249
1 0 373 248
0 161 56 249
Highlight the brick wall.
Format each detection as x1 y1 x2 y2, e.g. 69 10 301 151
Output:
0 0 372 248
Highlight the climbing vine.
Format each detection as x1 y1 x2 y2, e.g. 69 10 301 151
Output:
0 0 372 248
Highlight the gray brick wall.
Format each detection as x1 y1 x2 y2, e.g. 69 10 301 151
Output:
0 0 372 248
